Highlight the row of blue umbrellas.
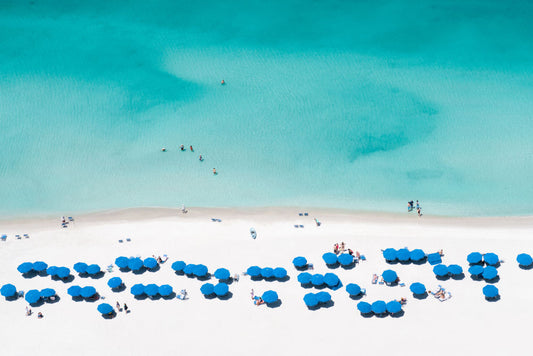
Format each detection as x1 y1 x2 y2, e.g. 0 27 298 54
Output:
382 248 426 263
171 261 209 278
467 252 499 266
24 288 56 303
17 261 48 274
67 286 97 298
73 262 101 275
468 265 498 280
322 252 355 267
297 272 340 288
200 283 229 297
357 300 402 315
115 257 158 270
130 283 174 297
303 292 332 308
433 264 463 277
46 266 71 278
246 266 287 279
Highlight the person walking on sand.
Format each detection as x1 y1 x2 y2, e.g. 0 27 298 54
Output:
417 207 422 217
124 303 128 313
116 301 120 311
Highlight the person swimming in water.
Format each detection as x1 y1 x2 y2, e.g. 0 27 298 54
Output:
199 155 203 161
221 80 225 85
190 145 194 152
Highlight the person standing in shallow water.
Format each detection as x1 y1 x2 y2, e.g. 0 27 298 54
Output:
213 168 217 175
180 145 185 151
190 145 194 152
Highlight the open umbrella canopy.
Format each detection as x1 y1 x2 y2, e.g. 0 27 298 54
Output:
382 248 397 261
448 264 463 275
484 253 499 266
184 264 196 275
114 257 129 269
467 252 483 264
107 277 123 289
200 283 215 295
40 288 56 298
316 291 331 303
433 264 449 277
261 267 274 278
386 300 402 314
273 267 287 279
56 267 70 279
158 285 173 296
73 262 88 274
311 274 324 286
483 266 498 280
483 285 499 298
86 264 101 275
346 283 361 296
171 261 186 272
410 249 426 261
338 254 354 266
410 282 426 295
396 248 410 262
297 272 313 284
247 266 262 277
144 284 159 296
214 268 231 280
262 290 279 304
17 262 34 274
81 286 97 298
468 265 484 276
427 252 442 265
323 273 340 287
193 264 208 277
322 252 338 265
517 253 533 267
357 301 372 314
1 284 17 297
214 283 229 296
143 257 158 269
46 266 58 276
382 270 398 283
25 290 41 304
128 258 143 271
371 301 387 314
292 257 307 268
130 284 145 296
97 303 114 314
303 293 319 307
33 261 48 272
67 286 82 297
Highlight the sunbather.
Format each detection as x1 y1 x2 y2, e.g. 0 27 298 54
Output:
38 312 43 319
398 297 407 305
253 296 265 306
372 274 378 284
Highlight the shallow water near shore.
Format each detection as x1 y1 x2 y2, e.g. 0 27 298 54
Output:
0 0 532 217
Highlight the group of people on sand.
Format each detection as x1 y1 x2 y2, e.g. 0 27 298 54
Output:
26 306 43 319
61 216 73 228
152 254 168 264
407 200 422 217
116 302 129 313
333 242 360 259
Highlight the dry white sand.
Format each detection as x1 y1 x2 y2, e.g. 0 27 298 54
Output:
1 207 533 356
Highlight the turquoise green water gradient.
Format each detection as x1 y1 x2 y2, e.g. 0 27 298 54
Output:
1 1 532 216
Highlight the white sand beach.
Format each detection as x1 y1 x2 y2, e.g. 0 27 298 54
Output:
1 207 533 356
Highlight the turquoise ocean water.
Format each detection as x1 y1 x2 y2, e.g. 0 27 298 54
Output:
0 0 532 217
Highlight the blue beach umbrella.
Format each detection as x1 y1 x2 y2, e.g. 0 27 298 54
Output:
247 266 262 277
517 253 533 267
81 286 97 298
484 253 499 266
483 285 499 298
214 283 229 297
322 252 338 265
448 264 463 275
33 261 48 272
143 257 158 269
130 284 145 296
297 272 313 285
386 300 402 314
107 277 123 289
382 270 398 283
396 248 410 262
17 262 34 274
292 257 307 268
467 252 483 264
128 258 143 271
97 303 114 314
262 290 279 304
468 265 484 276
1 284 17 297
25 290 41 304
261 267 274 278
357 301 372 314
144 284 159 296
184 264 196 275
273 267 287 279
56 267 71 279
427 252 442 265
214 268 231 280
200 283 215 295
73 262 88 274
338 254 354 266
371 300 387 314
40 288 56 298
482 266 498 280
193 264 208 277
316 291 331 303
410 282 426 295
382 248 397 261
114 257 129 269
410 249 426 262
346 283 361 296
86 264 101 275
158 285 173 296
303 293 319 307
323 273 340 287
67 286 82 297
171 261 186 272
46 266 58 276
433 264 449 277
311 274 324 286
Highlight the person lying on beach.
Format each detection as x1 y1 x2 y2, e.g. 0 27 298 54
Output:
253 296 265 306
398 297 407 305
38 312 43 319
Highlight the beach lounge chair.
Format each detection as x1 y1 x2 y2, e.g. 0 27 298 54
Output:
107 265 114 273
308 263 314 270
16 235 21 240
299 225 304 228
439 292 452 302
294 225 299 228
24 234 29 239
68 217 74 222
118 239 123 243
126 238 131 242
